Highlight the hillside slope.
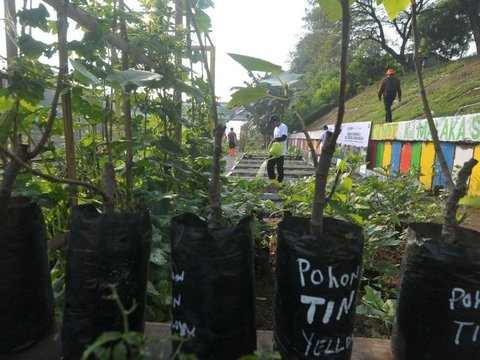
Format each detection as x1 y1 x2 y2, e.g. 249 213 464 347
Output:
307 56 480 130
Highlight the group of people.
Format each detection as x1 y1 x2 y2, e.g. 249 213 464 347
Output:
224 68 401 183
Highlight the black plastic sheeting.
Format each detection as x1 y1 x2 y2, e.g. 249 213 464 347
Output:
0 197 54 353
170 213 256 360
274 216 364 360
62 205 152 360
392 222 480 360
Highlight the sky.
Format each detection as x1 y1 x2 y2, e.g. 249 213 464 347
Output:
1 0 310 104
208 0 310 102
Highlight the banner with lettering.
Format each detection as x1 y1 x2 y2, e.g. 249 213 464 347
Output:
371 113 480 142
274 216 364 359
392 223 480 359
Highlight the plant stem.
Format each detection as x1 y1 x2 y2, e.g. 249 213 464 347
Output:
0 143 111 205
186 0 223 228
310 0 350 235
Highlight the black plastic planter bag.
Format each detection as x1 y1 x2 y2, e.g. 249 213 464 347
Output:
274 216 364 360
0 197 54 353
62 205 152 360
392 223 480 360
170 213 256 359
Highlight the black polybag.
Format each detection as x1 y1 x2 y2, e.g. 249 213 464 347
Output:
62 205 152 360
170 213 256 360
392 222 480 360
274 216 364 360
0 197 54 353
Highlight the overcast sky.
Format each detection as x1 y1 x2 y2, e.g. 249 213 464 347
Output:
1 0 310 103
208 0 310 102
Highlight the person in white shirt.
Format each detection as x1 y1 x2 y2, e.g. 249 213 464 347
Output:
267 114 288 182
316 125 332 153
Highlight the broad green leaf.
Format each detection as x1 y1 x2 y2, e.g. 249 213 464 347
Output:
150 248 167 266
378 0 411 20
70 59 101 85
18 34 49 57
228 53 282 73
153 136 183 155
17 5 50 31
317 0 355 20
112 341 127 360
459 195 480 208
227 87 271 109
106 69 163 90
342 177 353 192
195 8 212 33
260 71 302 87
0 109 16 144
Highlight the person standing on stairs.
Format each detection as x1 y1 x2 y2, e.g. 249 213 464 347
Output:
267 114 288 182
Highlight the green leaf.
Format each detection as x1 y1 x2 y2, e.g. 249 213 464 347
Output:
153 136 183 155
106 69 163 90
0 109 16 144
228 53 282 73
342 177 353 192
260 71 302 87
18 34 49 57
17 5 50 31
459 195 480 208
227 87 271 109
378 0 411 20
110 140 141 152
112 341 127 360
70 59 101 85
317 0 355 20
195 8 212 33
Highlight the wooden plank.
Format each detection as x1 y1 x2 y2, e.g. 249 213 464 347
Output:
390 141 402 173
375 141 384 168
420 142 435 190
399 142 412 173
0 321 392 360
433 142 455 189
468 145 480 196
382 142 392 171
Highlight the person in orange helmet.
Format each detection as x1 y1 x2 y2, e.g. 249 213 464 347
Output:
378 68 402 123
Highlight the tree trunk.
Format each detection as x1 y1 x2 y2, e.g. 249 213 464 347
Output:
58 0 78 206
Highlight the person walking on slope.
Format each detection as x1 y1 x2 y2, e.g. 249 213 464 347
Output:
378 68 402 123
227 127 237 156
267 114 288 183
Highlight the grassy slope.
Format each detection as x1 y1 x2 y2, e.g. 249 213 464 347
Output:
307 55 480 130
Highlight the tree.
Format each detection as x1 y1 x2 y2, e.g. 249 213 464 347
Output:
417 0 472 58
352 0 433 70
454 0 480 55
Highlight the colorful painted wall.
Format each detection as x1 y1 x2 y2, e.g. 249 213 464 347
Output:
291 113 480 195
370 114 480 194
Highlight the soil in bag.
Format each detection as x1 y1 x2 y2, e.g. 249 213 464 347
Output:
170 213 256 360
392 222 480 360
62 205 152 360
0 197 54 353
274 215 364 360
